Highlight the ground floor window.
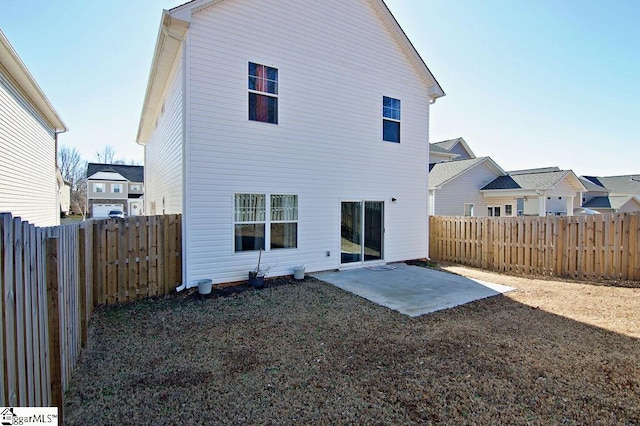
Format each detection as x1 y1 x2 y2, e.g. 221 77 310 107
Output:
464 203 474 217
505 204 513 216
234 193 297 252
488 206 501 217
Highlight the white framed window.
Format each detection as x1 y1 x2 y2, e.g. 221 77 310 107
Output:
248 62 278 124
130 184 141 191
464 203 474 217
270 194 298 249
382 96 401 143
234 193 298 252
112 183 123 193
505 205 513 216
488 206 501 217
234 194 266 252
94 183 105 193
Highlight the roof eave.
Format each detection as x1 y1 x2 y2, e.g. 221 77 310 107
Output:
0 30 67 132
370 0 445 99
136 12 189 145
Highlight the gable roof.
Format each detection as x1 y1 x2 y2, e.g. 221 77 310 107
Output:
482 170 586 192
0 30 67 132
431 137 475 159
429 157 505 189
579 176 609 192
87 163 144 183
137 0 445 144
589 175 640 196
582 196 611 209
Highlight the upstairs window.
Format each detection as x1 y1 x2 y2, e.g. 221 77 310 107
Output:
383 96 401 143
112 183 123 193
248 62 278 124
94 183 105 193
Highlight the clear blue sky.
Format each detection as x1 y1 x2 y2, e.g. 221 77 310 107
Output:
1 0 638 175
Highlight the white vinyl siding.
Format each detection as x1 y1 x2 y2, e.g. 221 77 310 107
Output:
144 46 184 216
182 0 431 284
432 162 502 217
0 72 58 226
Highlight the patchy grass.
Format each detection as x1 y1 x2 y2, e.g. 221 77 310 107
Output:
65 271 640 424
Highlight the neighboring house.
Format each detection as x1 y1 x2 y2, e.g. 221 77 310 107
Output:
0 30 67 226
86 163 144 218
481 167 587 216
429 157 506 216
580 175 640 214
137 0 445 285
429 143 458 164
56 167 71 217
431 137 476 160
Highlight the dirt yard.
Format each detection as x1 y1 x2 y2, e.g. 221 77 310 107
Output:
65 266 640 424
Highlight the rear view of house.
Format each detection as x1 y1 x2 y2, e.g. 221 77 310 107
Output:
137 0 444 285
0 30 67 226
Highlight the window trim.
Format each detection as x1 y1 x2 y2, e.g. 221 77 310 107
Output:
248 62 279 124
504 204 513 216
488 206 502 217
464 203 474 217
112 183 123 194
233 193 298 252
94 183 105 193
382 96 401 143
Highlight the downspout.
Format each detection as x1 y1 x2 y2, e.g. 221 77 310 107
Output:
161 19 194 292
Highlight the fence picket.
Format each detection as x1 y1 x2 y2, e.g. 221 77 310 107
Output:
429 213 640 281
0 213 182 408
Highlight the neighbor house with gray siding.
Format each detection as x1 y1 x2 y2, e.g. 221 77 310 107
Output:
137 0 445 286
429 157 507 216
0 30 67 226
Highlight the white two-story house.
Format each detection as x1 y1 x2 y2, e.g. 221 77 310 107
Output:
1 30 67 226
136 0 445 285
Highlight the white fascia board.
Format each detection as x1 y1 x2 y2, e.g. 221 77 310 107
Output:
0 30 67 132
367 0 445 101
480 189 540 198
87 171 128 181
136 12 189 144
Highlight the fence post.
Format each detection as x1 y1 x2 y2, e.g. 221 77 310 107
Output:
78 228 88 347
46 237 63 421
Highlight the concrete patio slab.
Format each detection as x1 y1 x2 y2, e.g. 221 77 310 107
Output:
312 263 514 317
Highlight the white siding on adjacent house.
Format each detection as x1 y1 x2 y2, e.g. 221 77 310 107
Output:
144 48 184 215
0 73 58 226
433 162 500 216
182 0 431 284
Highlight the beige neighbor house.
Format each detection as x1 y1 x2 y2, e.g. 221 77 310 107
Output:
0 30 67 226
86 163 144 218
481 167 587 216
137 0 445 286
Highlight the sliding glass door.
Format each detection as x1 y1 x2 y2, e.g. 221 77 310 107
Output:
341 201 383 264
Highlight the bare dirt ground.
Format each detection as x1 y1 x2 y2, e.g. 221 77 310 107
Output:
65 267 640 425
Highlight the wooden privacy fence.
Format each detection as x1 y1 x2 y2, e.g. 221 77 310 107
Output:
0 212 181 414
429 212 640 280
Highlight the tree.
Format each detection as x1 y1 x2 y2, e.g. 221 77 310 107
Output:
71 177 89 220
58 145 83 184
96 145 117 164
58 145 89 218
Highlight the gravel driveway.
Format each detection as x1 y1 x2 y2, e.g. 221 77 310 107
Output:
65 266 640 424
